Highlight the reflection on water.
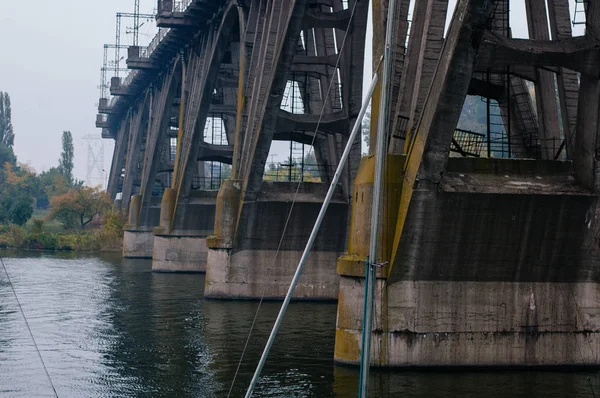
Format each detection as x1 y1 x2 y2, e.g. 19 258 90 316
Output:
0 250 599 397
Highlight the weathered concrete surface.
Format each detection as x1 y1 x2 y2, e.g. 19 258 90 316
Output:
335 158 600 367
336 279 600 366
123 229 155 259
206 182 349 300
122 195 161 258
151 190 217 273
205 249 340 299
152 235 208 272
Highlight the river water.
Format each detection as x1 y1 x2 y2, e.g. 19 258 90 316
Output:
0 251 599 397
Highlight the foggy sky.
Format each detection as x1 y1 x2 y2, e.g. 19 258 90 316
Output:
0 0 583 185
0 0 157 185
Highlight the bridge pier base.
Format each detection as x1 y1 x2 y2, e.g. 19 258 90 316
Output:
335 278 600 367
205 181 348 300
335 158 600 367
123 229 155 259
150 188 217 273
152 234 208 273
205 248 341 300
122 194 161 258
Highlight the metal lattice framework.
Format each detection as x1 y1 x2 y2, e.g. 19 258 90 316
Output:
82 134 105 189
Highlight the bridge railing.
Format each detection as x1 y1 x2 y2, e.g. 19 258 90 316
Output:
124 70 138 87
451 128 486 157
192 176 224 191
263 163 336 183
148 28 169 58
525 137 565 160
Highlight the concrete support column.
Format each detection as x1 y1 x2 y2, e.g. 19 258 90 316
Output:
336 154 405 273
206 182 347 300
107 116 130 201
152 234 209 273
151 188 215 273
207 179 242 249
158 188 176 233
336 0 497 367
388 0 448 154
127 194 141 226
113 198 122 213
525 0 562 159
572 2 600 191
123 194 155 258
547 0 580 160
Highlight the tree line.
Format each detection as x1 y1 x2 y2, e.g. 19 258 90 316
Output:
0 91 111 230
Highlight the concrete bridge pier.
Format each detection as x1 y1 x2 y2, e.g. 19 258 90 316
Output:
335 0 600 367
206 181 349 300
151 188 216 273
202 0 368 299
123 194 162 258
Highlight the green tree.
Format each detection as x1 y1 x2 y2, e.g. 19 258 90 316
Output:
58 130 74 183
0 144 15 168
48 186 112 230
7 193 33 226
0 162 35 225
0 92 14 148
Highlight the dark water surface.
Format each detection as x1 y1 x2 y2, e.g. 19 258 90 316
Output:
0 251 599 397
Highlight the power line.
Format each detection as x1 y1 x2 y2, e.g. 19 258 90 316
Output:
82 134 105 189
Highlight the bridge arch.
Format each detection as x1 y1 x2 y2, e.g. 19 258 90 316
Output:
136 57 184 226
121 90 152 214
169 1 245 230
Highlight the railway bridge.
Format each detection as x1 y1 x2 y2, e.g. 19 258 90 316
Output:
96 0 600 366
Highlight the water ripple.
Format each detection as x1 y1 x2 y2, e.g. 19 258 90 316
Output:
0 251 598 397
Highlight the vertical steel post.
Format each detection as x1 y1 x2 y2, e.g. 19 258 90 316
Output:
244 72 381 398
360 0 397 395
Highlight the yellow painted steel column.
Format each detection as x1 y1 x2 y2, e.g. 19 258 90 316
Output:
231 7 246 179
171 54 186 189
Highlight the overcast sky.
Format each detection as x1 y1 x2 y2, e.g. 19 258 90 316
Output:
0 0 583 185
0 0 156 186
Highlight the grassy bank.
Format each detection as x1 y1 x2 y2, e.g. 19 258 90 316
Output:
0 210 124 252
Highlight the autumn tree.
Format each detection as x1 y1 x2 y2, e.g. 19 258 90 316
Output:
36 167 71 208
48 186 112 230
58 130 74 183
0 92 14 148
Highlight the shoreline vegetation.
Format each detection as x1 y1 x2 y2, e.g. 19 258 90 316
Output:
0 210 124 253
0 108 122 253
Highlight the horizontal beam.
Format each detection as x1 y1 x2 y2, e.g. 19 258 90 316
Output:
477 31 600 77
303 9 351 29
292 54 338 68
198 142 234 163
276 110 349 135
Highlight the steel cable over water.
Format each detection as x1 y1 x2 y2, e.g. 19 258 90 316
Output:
227 2 361 396
244 67 381 398
0 254 59 398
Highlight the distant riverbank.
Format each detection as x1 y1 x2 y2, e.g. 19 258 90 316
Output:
0 226 122 252
0 224 122 252
0 211 123 253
